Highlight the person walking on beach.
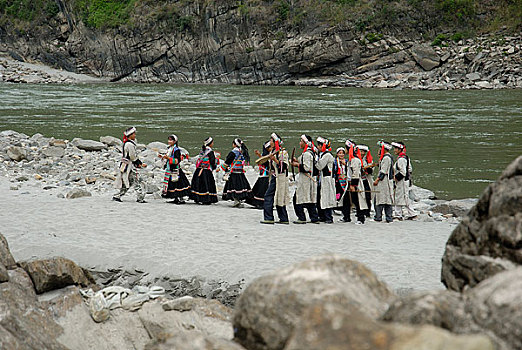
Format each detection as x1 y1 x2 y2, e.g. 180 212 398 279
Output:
333 147 351 222
260 133 290 224
315 136 336 224
347 140 368 224
247 140 272 209
358 144 374 218
221 138 253 207
159 134 191 204
190 137 218 205
373 140 394 223
113 126 147 203
392 141 417 220
290 134 319 224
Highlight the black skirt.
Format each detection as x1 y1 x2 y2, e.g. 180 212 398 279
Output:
222 173 253 201
162 170 191 199
246 176 269 208
190 168 218 204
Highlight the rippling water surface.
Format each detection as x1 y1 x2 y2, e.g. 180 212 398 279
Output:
1 84 520 199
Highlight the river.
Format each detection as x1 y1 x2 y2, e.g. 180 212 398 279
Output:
1 83 520 199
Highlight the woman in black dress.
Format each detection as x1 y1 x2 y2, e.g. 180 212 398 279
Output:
221 138 253 207
247 140 271 209
190 137 218 204
159 134 191 204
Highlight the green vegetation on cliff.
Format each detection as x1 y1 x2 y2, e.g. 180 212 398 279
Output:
0 0 520 36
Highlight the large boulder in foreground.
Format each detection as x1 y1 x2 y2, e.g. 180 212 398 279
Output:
441 156 522 291
19 257 96 294
382 267 522 350
0 269 67 350
286 302 493 350
145 331 246 350
0 233 17 269
233 255 395 350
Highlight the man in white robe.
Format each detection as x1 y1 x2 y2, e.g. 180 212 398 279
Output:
113 127 147 203
291 135 319 224
315 137 336 224
373 141 394 223
392 141 417 220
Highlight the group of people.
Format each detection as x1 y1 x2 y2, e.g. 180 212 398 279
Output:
113 127 417 224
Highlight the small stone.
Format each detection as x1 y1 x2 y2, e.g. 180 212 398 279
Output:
7 146 27 161
10 185 19 190
466 72 481 81
42 146 65 158
16 175 29 182
71 138 107 152
34 174 43 180
66 188 92 199
475 81 492 89
85 176 97 184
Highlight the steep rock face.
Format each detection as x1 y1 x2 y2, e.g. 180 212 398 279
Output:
441 156 522 291
1 1 519 88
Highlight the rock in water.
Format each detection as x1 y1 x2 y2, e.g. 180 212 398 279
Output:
18 257 96 293
100 135 123 147
441 156 522 291
66 188 92 199
285 302 493 350
71 138 107 151
432 198 477 217
0 233 17 269
7 146 26 161
233 255 395 350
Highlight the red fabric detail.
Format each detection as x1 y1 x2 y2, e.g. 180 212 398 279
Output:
366 150 373 164
123 133 128 143
398 150 407 158
379 145 385 161
348 145 354 161
169 157 173 165
275 141 280 152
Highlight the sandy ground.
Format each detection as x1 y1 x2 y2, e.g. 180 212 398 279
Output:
1 177 455 293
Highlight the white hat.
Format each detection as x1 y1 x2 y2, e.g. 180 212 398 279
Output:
204 137 213 146
391 141 405 149
124 127 136 136
357 144 369 152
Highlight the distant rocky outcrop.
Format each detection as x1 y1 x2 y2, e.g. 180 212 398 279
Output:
441 156 522 291
0 1 520 89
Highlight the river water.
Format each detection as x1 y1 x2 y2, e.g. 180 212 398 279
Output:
1 83 520 199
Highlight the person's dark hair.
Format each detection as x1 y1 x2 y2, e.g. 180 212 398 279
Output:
241 142 250 163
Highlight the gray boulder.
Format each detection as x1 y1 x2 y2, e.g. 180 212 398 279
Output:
145 331 246 350
100 135 123 147
0 263 8 283
147 141 168 151
71 138 107 151
0 233 16 269
7 146 26 161
233 255 395 350
442 156 522 291
410 44 440 71
382 268 522 350
432 198 477 217
409 185 436 201
18 257 96 294
66 188 92 199
0 270 68 350
42 146 65 158
285 302 493 350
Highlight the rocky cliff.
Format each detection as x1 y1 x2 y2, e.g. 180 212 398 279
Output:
0 0 520 88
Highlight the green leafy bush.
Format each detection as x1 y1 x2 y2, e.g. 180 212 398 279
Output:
76 0 135 29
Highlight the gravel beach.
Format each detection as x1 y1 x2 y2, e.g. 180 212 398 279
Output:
1 175 454 294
